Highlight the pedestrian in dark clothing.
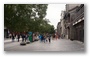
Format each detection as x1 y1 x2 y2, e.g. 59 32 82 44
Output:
43 36 46 43
40 34 43 42
41 34 45 43
41 35 43 42
48 34 51 43
22 34 25 42
17 34 20 42
12 33 15 42
43 34 46 43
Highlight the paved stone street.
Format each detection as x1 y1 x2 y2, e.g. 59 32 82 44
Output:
4 38 84 51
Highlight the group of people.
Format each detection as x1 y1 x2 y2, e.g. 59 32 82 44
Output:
39 33 51 43
8 32 57 43
9 33 29 42
52 33 60 40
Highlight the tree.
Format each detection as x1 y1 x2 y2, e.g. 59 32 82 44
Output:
4 4 48 32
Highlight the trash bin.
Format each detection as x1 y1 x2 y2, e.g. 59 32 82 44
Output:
28 32 33 42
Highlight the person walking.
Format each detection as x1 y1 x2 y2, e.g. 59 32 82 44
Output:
53 34 55 40
41 34 45 43
25 34 28 42
22 33 25 42
17 33 20 42
41 34 43 42
12 33 15 42
39 34 41 42
55 33 58 40
45 33 48 42
48 34 51 43
43 34 46 43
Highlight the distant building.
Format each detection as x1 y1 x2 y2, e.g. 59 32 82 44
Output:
57 22 61 35
60 11 66 38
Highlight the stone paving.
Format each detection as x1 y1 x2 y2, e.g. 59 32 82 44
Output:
4 39 84 51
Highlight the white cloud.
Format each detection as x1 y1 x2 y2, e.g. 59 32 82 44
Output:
45 4 66 29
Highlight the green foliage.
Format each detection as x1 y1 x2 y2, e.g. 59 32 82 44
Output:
4 4 55 34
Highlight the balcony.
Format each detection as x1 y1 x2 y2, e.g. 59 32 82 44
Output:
73 5 84 24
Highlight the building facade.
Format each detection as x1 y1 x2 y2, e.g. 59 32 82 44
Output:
57 22 61 36
64 4 84 42
60 11 66 38
72 4 84 42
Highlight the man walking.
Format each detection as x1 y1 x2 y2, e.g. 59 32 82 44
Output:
17 33 20 42
22 33 25 42
12 33 15 42
48 34 51 43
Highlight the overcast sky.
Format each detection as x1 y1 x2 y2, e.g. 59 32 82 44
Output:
45 4 66 29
